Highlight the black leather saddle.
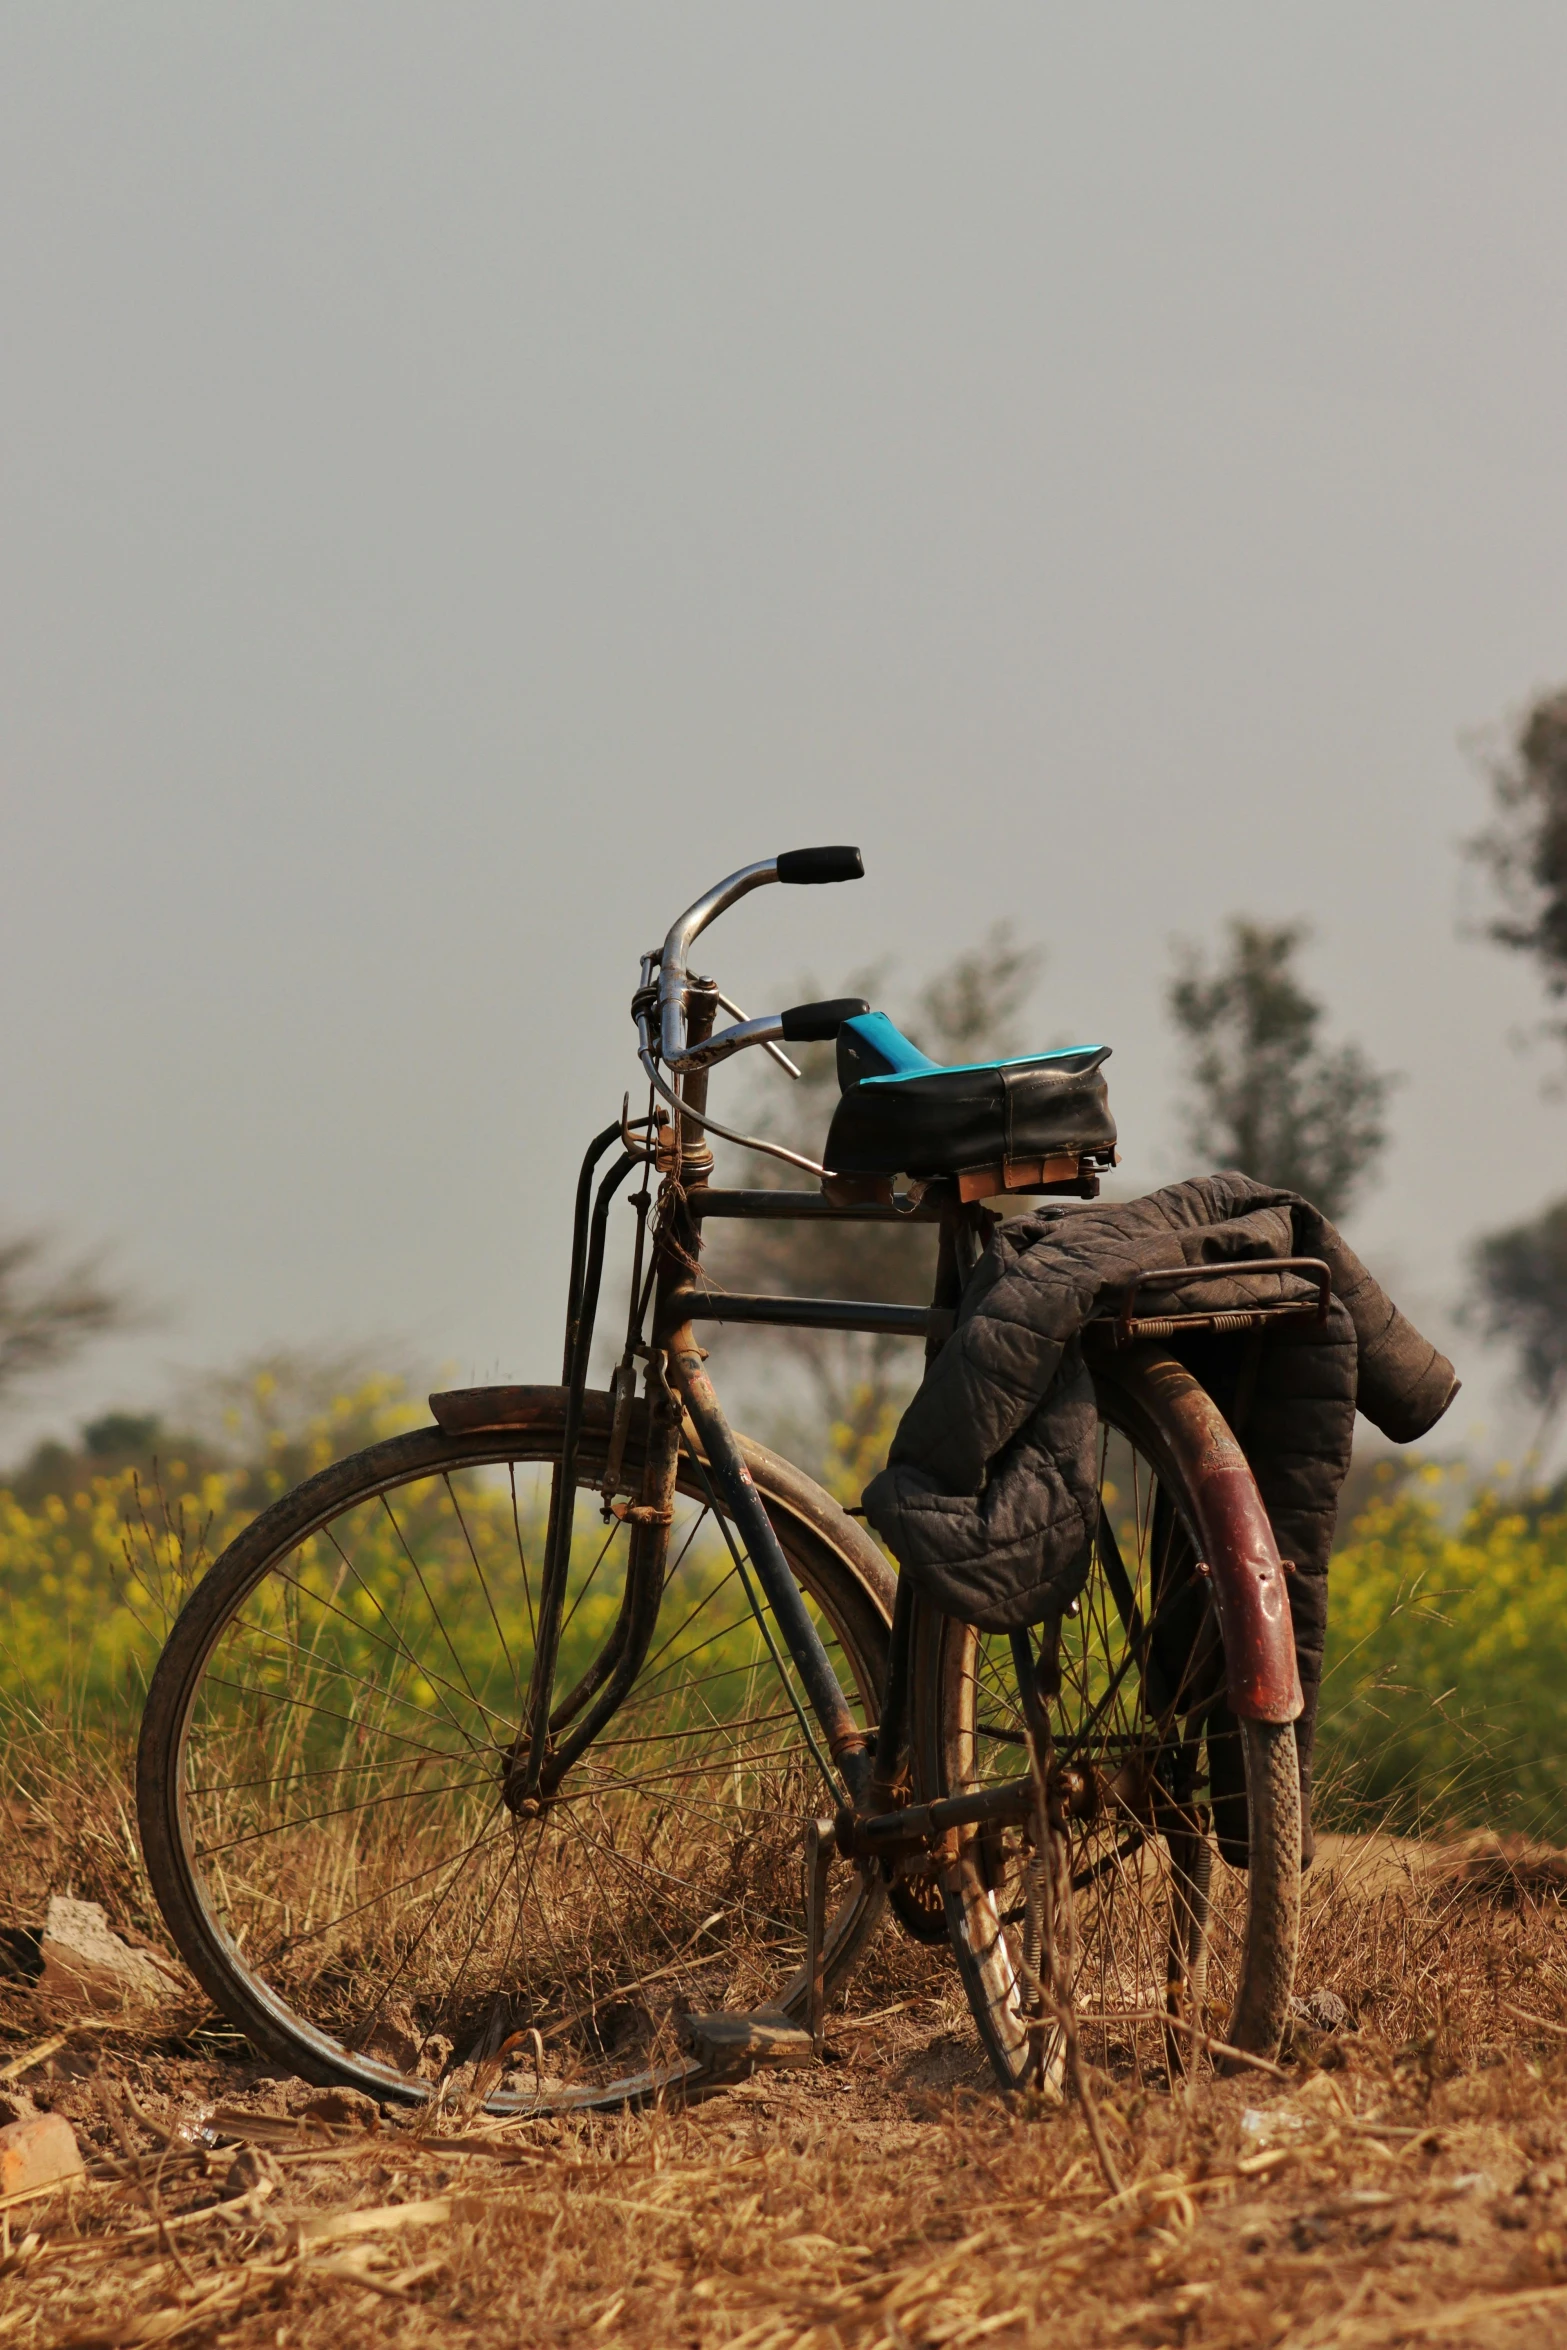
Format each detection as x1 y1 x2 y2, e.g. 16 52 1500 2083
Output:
822 1011 1117 1193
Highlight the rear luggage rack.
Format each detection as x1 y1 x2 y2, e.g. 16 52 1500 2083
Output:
1091 1257 1331 1347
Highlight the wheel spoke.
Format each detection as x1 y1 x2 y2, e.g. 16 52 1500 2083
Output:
193 1769 497 1861
443 1470 522 1708
194 1673 472 1764
189 1746 473 1798
377 1489 489 1717
251 1813 516 1966
508 1463 538 1647
555 1517 624 1647
314 1528 498 1751
213 1605 484 1746
338 1805 517 2039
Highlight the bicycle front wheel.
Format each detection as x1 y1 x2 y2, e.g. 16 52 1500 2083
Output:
911 1346 1300 2094
138 1389 891 2110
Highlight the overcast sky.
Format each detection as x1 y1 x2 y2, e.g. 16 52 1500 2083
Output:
4 6 1565 1459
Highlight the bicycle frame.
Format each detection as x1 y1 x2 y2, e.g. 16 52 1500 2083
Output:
500 1095 1307 1839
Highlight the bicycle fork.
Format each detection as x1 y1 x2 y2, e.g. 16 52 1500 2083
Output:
501 1375 679 1816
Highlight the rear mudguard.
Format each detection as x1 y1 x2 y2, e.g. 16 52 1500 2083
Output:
1094 1344 1303 1725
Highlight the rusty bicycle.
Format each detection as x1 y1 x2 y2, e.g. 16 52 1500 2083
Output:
137 847 1313 2111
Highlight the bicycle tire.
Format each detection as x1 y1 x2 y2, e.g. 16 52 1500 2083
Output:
910 1347 1301 2093
137 1390 892 2111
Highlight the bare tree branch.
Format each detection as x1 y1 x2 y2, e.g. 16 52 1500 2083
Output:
0 1231 132 1406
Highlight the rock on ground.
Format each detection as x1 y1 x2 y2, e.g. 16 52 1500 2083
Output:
37 1898 183 2011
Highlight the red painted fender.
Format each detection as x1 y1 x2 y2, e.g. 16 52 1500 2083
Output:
1096 1345 1304 1725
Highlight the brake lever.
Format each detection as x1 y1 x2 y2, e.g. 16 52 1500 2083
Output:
716 990 802 1080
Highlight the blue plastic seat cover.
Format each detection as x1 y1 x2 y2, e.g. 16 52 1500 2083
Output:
840 1010 1107 1087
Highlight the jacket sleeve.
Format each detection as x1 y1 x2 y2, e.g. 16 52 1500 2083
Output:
1286 1201 1459 1443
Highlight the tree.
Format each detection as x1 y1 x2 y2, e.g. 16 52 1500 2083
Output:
1464 683 1567 1424
0 1231 129 1410
1468 1204 1567 1428
1167 919 1395 1220
701 925 1042 1488
1466 686 1567 1048
2 1348 412 1513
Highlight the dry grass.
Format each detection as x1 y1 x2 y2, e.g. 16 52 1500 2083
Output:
0 1699 909 2109
11 1805 1567 2348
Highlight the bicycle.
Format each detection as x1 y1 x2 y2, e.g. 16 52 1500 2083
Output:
137 846 1311 2113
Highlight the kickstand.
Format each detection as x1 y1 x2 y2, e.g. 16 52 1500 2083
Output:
804 1816 835 2054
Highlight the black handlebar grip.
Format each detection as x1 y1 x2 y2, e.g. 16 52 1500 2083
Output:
780 997 871 1042
776 845 864 885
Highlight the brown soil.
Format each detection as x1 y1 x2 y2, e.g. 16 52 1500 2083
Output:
8 1837 1567 2347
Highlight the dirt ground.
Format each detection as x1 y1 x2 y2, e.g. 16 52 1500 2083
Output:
9 1838 1567 2350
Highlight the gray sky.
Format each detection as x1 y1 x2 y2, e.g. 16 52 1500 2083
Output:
4 6 1565 1458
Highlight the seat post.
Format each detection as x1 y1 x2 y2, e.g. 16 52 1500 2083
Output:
926 1192 987 1371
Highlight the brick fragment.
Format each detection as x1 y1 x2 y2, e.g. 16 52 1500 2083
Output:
0 2111 85 2203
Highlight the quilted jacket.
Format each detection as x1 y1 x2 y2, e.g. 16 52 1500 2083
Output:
861 1172 1459 1859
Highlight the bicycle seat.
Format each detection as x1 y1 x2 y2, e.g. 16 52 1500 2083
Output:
823 1011 1117 1198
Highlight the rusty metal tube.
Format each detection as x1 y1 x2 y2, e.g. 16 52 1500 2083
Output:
533 1390 682 1799
843 1775 1033 1856
511 1148 639 1800
669 1329 871 1799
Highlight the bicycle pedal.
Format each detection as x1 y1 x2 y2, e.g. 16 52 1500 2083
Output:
680 2007 816 2078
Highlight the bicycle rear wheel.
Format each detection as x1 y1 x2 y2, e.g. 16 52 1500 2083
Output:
911 1348 1300 2094
138 1389 891 2110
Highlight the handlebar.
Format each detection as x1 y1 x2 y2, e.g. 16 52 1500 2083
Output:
655 848 863 1067
629 848 865 1181
781 996 871 1041
776 846 864 886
